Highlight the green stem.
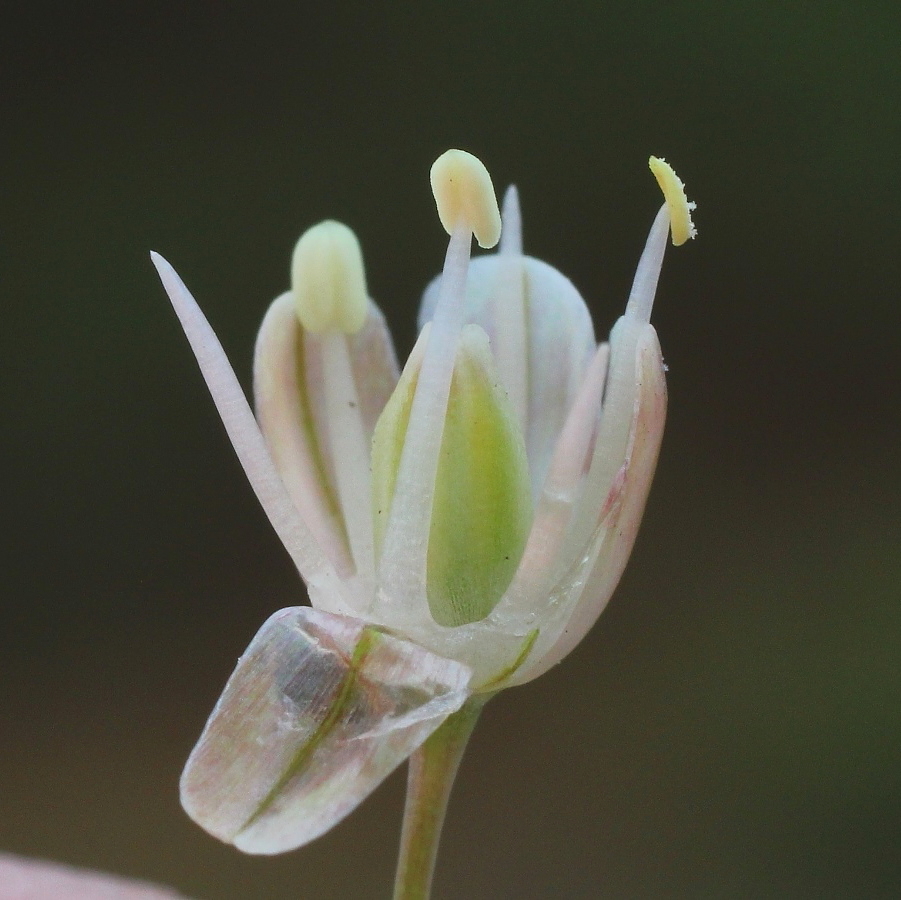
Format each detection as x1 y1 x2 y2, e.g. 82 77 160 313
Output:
392 694 490 900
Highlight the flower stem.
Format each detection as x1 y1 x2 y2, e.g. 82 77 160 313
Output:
392 694 490 900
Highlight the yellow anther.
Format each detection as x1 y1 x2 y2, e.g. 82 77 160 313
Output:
649 156 697 246
430 149 502 249
291 220 368 334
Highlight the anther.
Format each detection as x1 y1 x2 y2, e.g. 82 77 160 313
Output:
430 149 502 249
648 157 697 246
291 220 368 334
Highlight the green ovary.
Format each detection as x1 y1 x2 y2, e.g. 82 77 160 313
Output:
372 324 533 627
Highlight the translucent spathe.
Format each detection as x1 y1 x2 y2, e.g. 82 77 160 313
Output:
180 607 471 854
153 150 695 857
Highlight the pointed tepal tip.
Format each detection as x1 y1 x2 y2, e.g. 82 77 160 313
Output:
649 156 697 246
499 184 523 256
430 149 502 250
149 251 183 297
291 220 368 335
149 249 167 272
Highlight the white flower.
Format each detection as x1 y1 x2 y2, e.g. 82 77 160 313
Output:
152 150 695 855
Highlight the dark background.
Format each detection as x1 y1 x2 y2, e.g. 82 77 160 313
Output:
2 2 900 897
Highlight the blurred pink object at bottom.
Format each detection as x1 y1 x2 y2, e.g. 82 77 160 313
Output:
0 855 186 900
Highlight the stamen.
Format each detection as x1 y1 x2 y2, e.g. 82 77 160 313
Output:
430 150 502 249
566 154 696 557
292 221 375 578
648 156 697 246
378 150 502 612
626 158 697 322
624 204 669 323
292 221 368 334
377 223 473 609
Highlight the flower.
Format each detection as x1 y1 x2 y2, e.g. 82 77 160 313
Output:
152 150 695 856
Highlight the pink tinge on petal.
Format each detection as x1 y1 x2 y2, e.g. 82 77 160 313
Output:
514 326 667 683
305 308 400 579
180 607 472 855
255 295 399 589
254 294 354 578
342 303 401 433
511 342 610 596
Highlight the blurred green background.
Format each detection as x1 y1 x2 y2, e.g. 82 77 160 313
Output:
2 1 900 897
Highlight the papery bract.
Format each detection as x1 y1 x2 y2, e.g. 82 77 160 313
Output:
181 607 471 854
